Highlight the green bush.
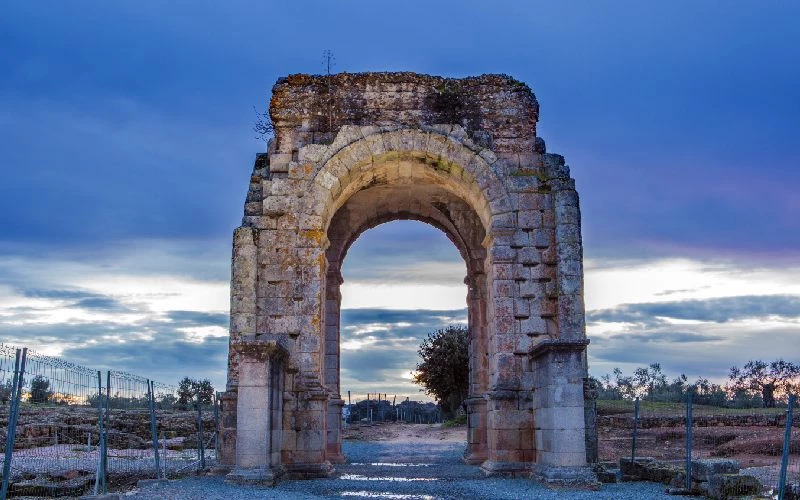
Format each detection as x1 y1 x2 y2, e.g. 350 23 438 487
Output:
442 413 467 428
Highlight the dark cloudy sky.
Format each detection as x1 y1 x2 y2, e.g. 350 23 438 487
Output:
1 2 799 399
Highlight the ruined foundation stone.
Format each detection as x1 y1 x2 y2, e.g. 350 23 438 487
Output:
221 72 593 482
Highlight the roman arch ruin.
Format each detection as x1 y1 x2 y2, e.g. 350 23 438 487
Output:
219 72 593 484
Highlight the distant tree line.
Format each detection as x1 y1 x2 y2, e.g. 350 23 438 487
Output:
593 359 800 408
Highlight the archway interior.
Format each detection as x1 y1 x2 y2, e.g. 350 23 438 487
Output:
338 220 468 406
321 159 491 395
316 153 494 463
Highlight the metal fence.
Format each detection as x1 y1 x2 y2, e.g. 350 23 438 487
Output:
343 392 443 425
0 345 218 498
599 393 799 497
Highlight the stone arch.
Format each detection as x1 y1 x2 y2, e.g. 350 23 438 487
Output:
299 126 514 236
221 73 593 486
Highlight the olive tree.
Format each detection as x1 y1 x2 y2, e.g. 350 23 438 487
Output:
412 325 469 416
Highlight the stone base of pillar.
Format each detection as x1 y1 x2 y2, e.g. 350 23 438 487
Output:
463 450 487 465
225 466 284 486
532 465 599 488
210 464 233 475
284 461 335 479
480 460 530 478
327 397 346 464
463 396 487 465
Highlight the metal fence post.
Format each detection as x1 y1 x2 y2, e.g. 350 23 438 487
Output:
103 370 110 492
685 390 693 491
147 380 161 479
196 399 205 470
214 392 220 460
1 348 25 500
778 394 796 500
93 371 103 495
161 430 167 479
631 397 640 464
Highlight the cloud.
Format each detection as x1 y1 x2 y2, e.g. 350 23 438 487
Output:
340 308 467 397
165 310 229 328
593 331 724 345
588 294 800 325
342 221 467 285
588 324 800 382
586 295 800 382
60 333 229 388
17 288 132 312
341 309 467 329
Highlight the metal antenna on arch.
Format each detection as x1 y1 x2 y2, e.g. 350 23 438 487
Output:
322 49 336 76
322 49 336 130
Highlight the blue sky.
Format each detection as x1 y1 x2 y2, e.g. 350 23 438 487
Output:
1 2 799 398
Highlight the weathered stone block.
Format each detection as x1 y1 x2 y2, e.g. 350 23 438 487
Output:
691 459 740 482
707 473 761 499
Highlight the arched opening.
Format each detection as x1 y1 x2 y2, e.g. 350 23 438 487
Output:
337 220 468 452
319 154 492 464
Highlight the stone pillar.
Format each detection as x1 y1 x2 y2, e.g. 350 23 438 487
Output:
280 231 334 478
482 231 536 476
326 398 345 463
220 225 258 468
546 153 596 473
283 383 333 478
530 340 596 485
547 153 585 342
324 268 345 463
218 391 237 467
229 226 258 386
226 340 287 485
464 273 488 465
583 376 599 464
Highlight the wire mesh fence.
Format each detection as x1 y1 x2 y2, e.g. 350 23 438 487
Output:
0 345 219 498
793 425 800 495
1 347 101 497
596 393 800 497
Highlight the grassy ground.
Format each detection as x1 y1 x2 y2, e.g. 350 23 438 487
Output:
597 399 788 416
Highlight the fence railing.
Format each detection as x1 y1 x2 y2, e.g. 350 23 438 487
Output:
0 345 218 499
600 393 799 497
343 392 443 425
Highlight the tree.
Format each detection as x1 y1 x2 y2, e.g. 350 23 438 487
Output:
30 375 53 404
728 359 800 408
691 377 728 407
592 375 623 400
194 379 214 405
601 365 707 404
412 325 469 416
177 377 215 408
157 393 178 410
253 106 274 143
0 379 13 405
610 364 682 401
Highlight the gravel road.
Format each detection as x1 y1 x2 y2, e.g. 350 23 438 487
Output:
126 440 674 499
